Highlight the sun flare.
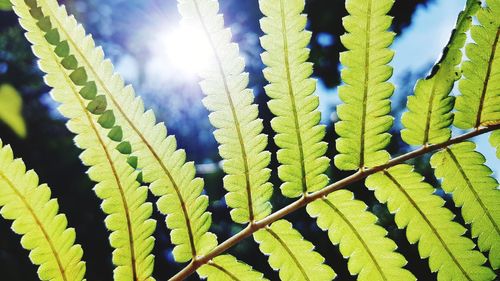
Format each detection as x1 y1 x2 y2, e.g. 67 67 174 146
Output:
158 26 213 75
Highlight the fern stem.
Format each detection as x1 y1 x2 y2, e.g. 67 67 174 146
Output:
169 124 500 280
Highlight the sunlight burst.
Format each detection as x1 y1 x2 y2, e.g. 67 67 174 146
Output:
159 26 213 75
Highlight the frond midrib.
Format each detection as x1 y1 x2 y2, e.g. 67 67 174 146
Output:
0 171 68 281
208 261 241 281
54 54 139 280
321 198 386 280
476 28 499 127
278 0 307 193
359 0 373 168
265 227 310 281
444 147 500 236
42 3 198 258
383 170 472 281
192 0 255 221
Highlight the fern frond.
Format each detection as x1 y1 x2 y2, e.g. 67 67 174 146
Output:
366 164 494 280
0 139 85 281
306 190 415 280
431 141 500 269
177 0 272 224
401 0 480 145
334 0 395 170
253 219 335 281
258 0 328 198
491 130 500 158
12 1 158 279
13 0 218 263
198 254 268 281
0 84 26 138
455 0 500 129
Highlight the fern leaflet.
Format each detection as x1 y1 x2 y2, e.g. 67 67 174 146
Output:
431 141 500 269
0 139 85 281
179 2 334 279
253 219 335 281
259 0 329 197
12 0 158 278
401 0 479 145
0 84 26 138
307 190 415 281
491 130 500 158
16 0 218 263
178 0 273 224
335 0 395 170
366 164 494 280
455 0 500 129
198 254 268 281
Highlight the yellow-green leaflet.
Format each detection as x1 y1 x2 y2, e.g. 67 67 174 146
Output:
455 0 500 129
0 139 85 281
198 254 269 281
178 0 272 224
401 0 480 146
12 0 157 279
366 164 495 280
306 190 415 281
258 0 329 198
0 0 11 10
179 2 334 279
335 0 395 170
254 219 335 281
491 130 500 158
431 141 500 269
0 84 27 138
15 0 218 263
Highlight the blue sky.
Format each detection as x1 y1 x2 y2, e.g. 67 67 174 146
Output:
316 0 499 178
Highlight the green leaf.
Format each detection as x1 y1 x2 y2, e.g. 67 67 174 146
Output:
490 130 500 158
69 67 88 86
0 0 12 11
0 84 27 138
108 126 123 142
259 0 329 198
14 0 218 263
335 0 395 170
54 40 70 57
97 110 115 129
87 95 107 115
116 141 132 154
366 164 495 280
198 254 268 281
307 190 415 281
61 54 78 70
37 16 52 32
455 1 500 129
254 219 335 281
179 0 272 224
431 141 500 269
0 139 86 281
401 0 480 146
44 28 60 45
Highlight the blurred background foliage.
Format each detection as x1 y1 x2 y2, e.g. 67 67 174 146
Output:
0 0 496 280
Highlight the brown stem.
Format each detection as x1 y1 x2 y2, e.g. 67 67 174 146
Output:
169 124 499 281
